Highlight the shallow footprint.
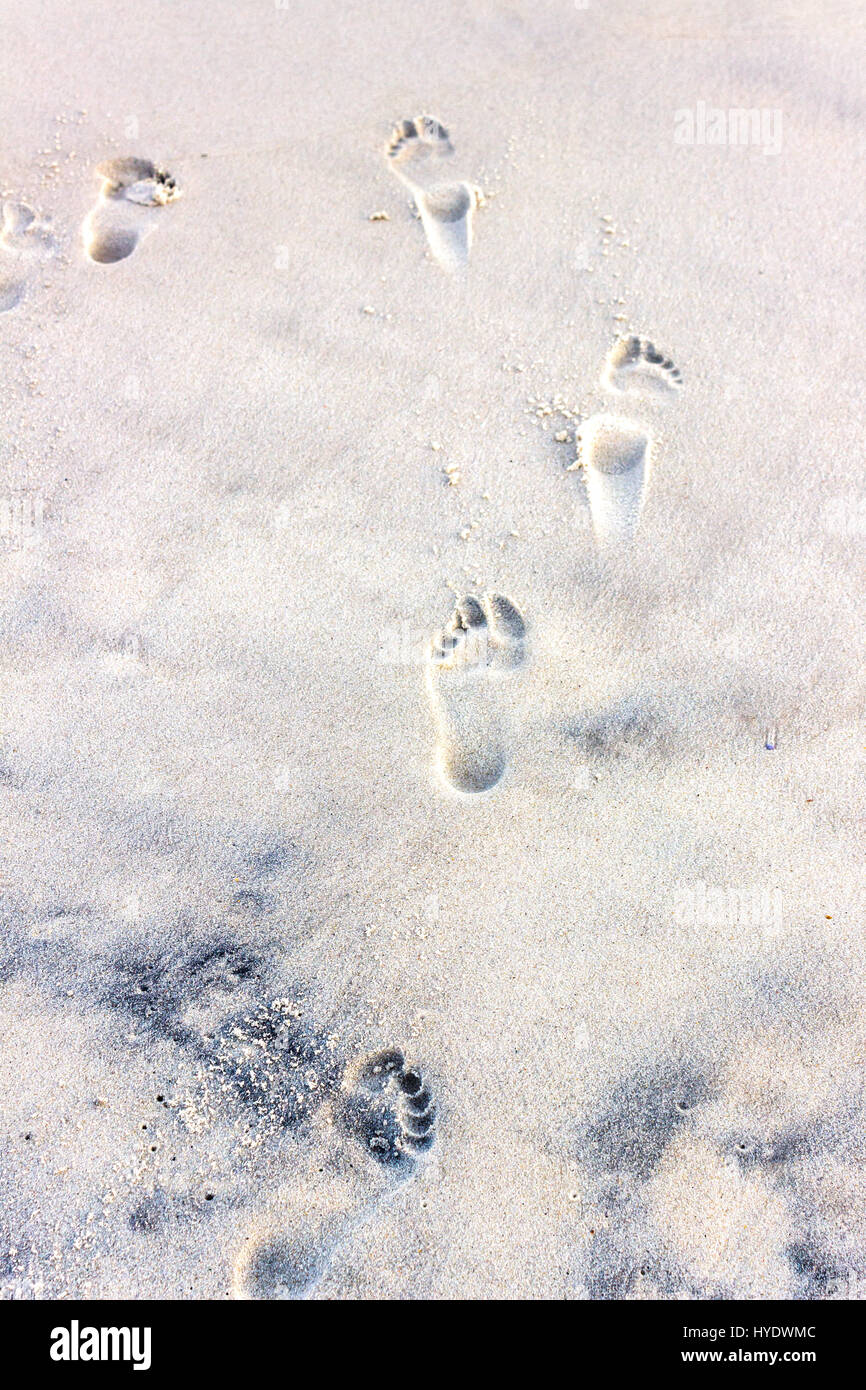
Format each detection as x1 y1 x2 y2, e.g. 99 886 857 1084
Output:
385 116 478 273
427 592 526 794
0 275 25 313
82 157 180 265
1 201 58 260
233 1047 437 1299
602 335 682 398
0 201 58 312
576 414 652 552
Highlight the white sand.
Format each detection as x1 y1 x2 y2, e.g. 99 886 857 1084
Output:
0 0 863 1299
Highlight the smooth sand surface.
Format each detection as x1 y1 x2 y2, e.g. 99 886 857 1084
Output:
0 0 863 1299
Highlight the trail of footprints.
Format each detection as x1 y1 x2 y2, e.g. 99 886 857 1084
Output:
379 119 684 787
3 111 850 1304
422 339 680 792
16 120 810 1305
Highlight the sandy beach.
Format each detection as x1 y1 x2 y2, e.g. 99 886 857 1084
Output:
0 0 863 1300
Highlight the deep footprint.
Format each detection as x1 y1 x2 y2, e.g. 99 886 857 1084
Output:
602 335 682 397
426 592 526 793
83 158 181 264
385 115 478 272
576 414 652 551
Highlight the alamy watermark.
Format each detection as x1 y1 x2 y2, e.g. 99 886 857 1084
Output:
0 491 44 548
673 880 785 937
378 619 495 673
675 102 782 156
822 494 866 538
50 1321 151 1370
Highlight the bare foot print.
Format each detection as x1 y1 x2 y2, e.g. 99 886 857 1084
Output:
233 1048 437 1299
385 116 479 273
82 158 181 265
576 414 651 552
602 335 682 398
339 1047 437 1168
0 201 58 312
426 593 526 793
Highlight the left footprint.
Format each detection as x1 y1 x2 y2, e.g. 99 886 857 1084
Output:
385 116 479 273
83 157 181 264
339 1047 437 1169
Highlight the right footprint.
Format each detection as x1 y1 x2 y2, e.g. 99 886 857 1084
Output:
338 1047 437 1170
385 116 479 273
82 157 181 265
602 335 682 398
426 592 526 794
233 1048 437 1299
575 334 682 552
577 414 651 552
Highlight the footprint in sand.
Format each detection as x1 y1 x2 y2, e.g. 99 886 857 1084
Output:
233 1048 437 1299
427 592 526 794
570 337 681 551
339 1047 437 1166
385 116 479 273
601 335 682 398
0 201 59 311
576 415 652 552
82 157 181 265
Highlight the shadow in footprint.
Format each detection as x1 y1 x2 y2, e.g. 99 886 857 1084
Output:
235 1230 330 1300
565 694 668 765
576 1055 713 1183
574 1053 716 1298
